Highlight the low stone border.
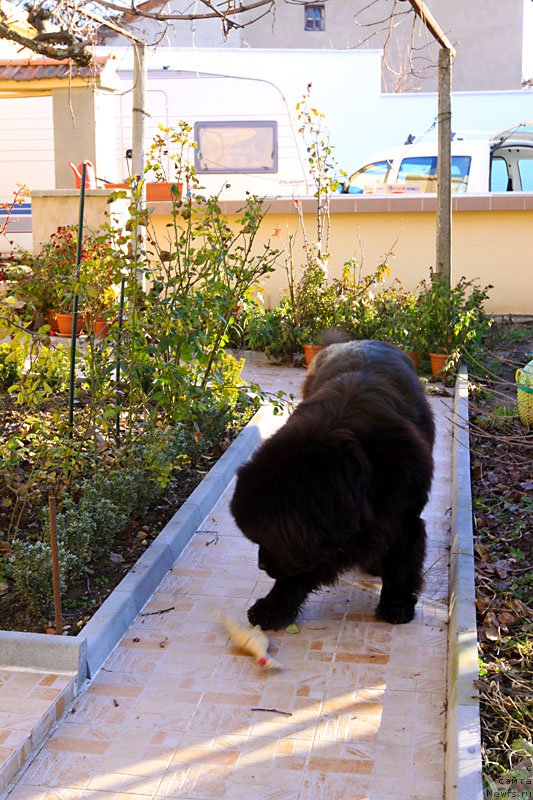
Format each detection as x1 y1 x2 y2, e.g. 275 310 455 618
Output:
0 403 284 685
446 365 484 800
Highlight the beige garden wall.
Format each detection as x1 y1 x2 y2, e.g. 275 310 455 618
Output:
31 190 130 253
30 191 533 316
146 194 533 316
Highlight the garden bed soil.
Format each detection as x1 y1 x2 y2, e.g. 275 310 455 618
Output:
0 401 231 636
468 321 532 782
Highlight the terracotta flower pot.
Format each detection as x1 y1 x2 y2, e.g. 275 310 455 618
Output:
55 312 84 337
84 313 110 338
92 317 110 339
429 351 449 378
303 344 324 367
45 311 58 333
406 351 422 371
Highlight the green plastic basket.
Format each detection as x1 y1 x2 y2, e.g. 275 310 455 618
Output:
516 356 533 426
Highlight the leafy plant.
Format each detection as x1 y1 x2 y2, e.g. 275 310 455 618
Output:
9 538 78 617
7 337 71 405
52 498 96 566
293 250 338 344
13 225 125 321
0 341 23 389
416 271 492 368
246 299 304 359
78 493 127 559
112 121 280 426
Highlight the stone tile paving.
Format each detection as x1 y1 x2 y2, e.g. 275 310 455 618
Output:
0 670 76 792
1 364 453 800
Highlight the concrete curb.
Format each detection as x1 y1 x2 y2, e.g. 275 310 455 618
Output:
0 402 284 684
445 365 484 800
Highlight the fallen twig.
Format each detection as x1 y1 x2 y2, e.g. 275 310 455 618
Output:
251 707 293 717
140 606 175 617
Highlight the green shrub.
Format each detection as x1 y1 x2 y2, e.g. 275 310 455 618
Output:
88 463 166 520
0 341 23 389
416 271 493 368
245 301 303 358
78 490 127 557
52 498 96 566
32 344 70 392
9 538 78 617
88 470 139 518
293 258 337 344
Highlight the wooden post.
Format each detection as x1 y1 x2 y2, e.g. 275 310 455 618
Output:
436 47 453 285
132 41 147 287
132 42 147 189
48 496 63 635
406 1 455 289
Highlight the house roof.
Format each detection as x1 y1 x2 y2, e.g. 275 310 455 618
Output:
0 55 114 82
0 55 121 96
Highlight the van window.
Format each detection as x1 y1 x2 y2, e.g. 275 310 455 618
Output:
450 157 472 192
490 157 510 191
518 158 533 191
345 160 390 194
397 156 471 193
194 121 278 173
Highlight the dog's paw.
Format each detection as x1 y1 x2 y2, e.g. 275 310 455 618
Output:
247 598 296 631
376 599 416 625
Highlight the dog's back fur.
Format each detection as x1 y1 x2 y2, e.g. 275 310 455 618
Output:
231 340 435 629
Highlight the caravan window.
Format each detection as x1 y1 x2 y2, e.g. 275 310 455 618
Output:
195 121 278 173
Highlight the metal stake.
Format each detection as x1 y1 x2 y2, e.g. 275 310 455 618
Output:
68 161 87 437
48 496 63 635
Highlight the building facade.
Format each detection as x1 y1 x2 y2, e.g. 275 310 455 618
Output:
100 0 526 93
241 0 525 93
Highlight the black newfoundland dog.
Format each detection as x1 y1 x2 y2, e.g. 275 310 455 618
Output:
230 340 435 629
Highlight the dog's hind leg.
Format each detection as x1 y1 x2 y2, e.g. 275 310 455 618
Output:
248 566 336 631
376 517 427 624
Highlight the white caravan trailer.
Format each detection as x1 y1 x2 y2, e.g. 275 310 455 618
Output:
114 68 313 200
0 69 312 251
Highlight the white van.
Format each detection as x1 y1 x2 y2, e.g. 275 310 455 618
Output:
339 122 533 195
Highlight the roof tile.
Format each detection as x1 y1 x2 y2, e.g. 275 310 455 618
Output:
0 56 113 82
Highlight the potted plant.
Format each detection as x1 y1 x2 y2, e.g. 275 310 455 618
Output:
415 273 453 377
293 252 337 364
17 226 124 338
13 258 63 331
388 286 425 370
417 271 492 378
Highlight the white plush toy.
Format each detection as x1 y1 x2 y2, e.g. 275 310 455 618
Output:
220 613 283 670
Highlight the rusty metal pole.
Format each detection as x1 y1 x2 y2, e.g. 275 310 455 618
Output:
48 496 63 635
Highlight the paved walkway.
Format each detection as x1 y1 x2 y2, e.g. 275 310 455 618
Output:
1 363 453 800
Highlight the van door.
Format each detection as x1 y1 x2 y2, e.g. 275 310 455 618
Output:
491 146 533 191
343 160 391 194
396 155 472 193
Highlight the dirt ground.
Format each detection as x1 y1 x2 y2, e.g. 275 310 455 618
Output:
468 320 532 783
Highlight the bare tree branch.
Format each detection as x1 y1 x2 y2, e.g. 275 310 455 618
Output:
352 0 442 92
93 0 274 25
0 11 92 65
0 0 276 64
